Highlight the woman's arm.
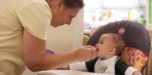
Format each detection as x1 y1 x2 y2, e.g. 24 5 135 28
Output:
23 31 98 71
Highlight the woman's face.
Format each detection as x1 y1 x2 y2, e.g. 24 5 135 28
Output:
51 5 80 27
96 35 115 57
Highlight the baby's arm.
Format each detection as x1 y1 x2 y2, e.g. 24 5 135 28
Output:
132 71 142 75
69 62 88 71
115 58 142 75
125 67 142 75
55 62 87 71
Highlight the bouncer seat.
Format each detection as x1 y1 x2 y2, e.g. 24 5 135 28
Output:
87 21 151 71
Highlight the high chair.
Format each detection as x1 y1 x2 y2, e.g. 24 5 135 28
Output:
87 21 151 74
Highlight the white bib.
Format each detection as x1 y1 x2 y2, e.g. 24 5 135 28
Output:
94 56 119 74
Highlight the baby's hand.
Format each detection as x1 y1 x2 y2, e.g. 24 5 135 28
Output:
132 71 142 75
56 65 70 70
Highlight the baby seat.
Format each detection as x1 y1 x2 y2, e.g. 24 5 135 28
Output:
87 21 151 71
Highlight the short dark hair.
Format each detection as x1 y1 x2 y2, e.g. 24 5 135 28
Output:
63 0 84 8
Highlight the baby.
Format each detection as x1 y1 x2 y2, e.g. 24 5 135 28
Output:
68 33 142 75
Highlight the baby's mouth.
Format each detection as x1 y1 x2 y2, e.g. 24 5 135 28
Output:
94 46 99 51
96 48 99 51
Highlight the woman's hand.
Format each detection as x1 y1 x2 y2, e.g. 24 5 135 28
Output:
55 65 70 70
74 45 98 61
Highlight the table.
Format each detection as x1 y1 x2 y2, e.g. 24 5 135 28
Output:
37 70 113 75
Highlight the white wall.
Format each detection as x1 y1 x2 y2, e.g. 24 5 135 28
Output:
22 9 84 75
46 9 84 53
72 9 84 49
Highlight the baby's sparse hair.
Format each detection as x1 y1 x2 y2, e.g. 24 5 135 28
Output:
102 33 125 56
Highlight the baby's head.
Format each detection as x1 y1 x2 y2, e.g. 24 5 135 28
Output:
96 33 125 58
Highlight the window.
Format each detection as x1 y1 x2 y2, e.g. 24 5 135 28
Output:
84 0 146 33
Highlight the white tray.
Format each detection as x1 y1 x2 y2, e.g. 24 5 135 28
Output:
37 70 113 75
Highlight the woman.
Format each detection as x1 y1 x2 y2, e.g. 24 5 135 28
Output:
0 0 98 75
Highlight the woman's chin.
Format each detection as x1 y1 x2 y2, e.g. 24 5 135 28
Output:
51 23 65 27
51 24 58 27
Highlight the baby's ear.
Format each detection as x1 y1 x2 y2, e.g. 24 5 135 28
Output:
109 48 116 55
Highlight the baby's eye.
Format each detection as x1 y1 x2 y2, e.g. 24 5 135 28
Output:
100 41 103 44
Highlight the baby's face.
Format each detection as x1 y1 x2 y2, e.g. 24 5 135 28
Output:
96 34 115 58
